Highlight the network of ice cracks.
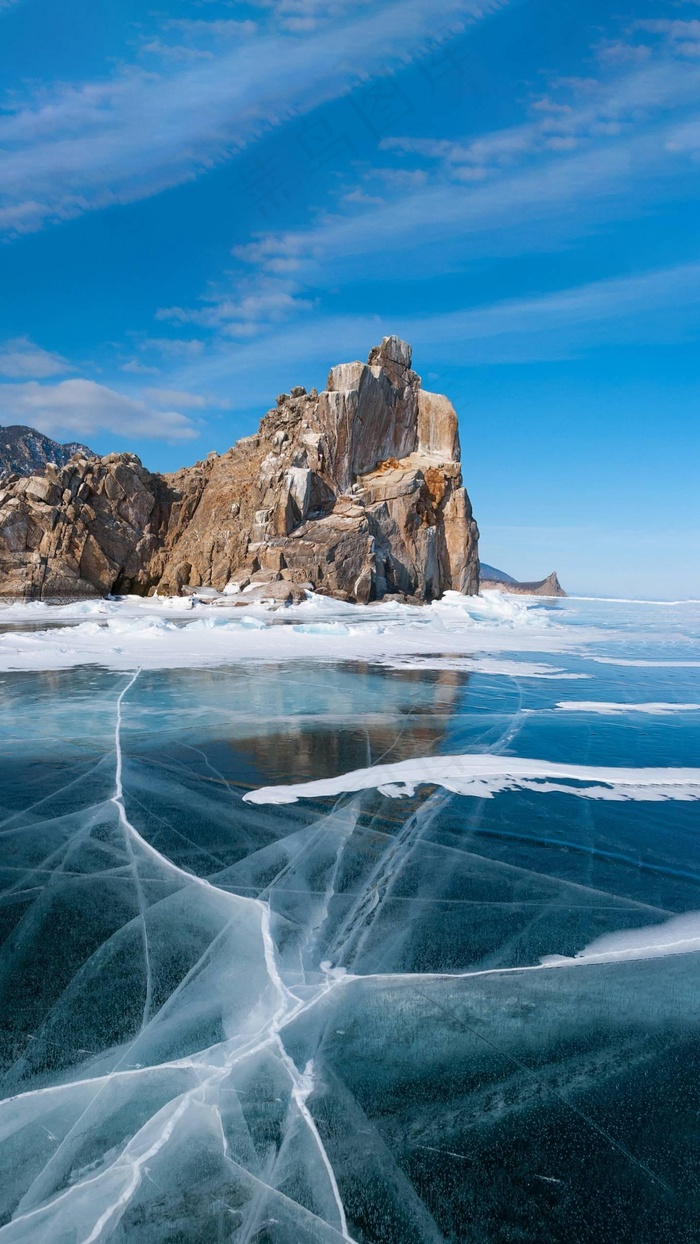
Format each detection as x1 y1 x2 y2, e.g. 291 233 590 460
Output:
0 591 699 1242
0 667 363 1243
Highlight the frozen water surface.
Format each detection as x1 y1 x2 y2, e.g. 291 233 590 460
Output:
0 593 698 1241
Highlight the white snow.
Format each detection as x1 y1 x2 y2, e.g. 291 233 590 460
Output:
244 753 700 806
543 910 700 966
555 701 700 715
591 657 700 668
0 590 589 673
382 656 589 679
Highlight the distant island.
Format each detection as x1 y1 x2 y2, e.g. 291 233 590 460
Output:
479 563 566 597
0 337 563 602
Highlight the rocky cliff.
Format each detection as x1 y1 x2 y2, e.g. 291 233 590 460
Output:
0 337 479 603
0 425 95 481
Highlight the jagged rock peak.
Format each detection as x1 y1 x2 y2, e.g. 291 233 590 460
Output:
0 338 480 603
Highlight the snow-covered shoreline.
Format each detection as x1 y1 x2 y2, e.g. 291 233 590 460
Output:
0 589 590 673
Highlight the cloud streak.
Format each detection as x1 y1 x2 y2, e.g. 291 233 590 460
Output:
231 59 700 288
0 0 506 237
154 260 700 414
151 48 695 349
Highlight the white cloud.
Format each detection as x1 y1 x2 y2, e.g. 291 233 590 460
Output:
398 261 700 361
138 338 205 358
383 57 700 180
0 0 507 236
666 116 700 155
596 41 652 65
121 359 161 376
164 19 258 39
139 39 214 63
221 56 700 320
0 379 200 442
342 188 386 206
157 276 314 337
141 39 687 368
634 19 700 58
0 337 69 379
145 387 207 409
263 0 376 33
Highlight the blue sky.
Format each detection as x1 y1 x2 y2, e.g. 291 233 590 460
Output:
1 0 699 598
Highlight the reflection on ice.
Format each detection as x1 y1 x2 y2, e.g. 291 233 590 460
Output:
0 598 698 1240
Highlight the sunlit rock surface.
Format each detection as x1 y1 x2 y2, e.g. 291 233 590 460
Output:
0 337 479 604
0 595 698 1240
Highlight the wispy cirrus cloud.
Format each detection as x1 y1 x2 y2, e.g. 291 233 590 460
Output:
200 53 700 329
399 260 700 361
138 338 205 359
154 260 700 414
633 19 700 58
0 0 507 237
157 275 314 338
257 0 377 33
384 55 700 178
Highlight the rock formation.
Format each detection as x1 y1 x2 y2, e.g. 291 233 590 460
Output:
0 425 95 481
0 337 479 604
479 563 566 597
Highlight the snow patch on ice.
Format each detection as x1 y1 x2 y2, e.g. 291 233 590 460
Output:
543 911 700 966
381 656 589 679
244 753 700 806
556 701 700 715
591 656 700 668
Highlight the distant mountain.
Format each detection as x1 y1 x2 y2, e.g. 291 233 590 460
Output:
479 562 566 597
0 425 95 481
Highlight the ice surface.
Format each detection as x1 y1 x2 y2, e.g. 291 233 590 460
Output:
0 596 698 1240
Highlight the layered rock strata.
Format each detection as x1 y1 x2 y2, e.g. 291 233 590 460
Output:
0 337 479 603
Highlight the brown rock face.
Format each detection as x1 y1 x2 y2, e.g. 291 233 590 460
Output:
0 337 479 602
0 453 173 600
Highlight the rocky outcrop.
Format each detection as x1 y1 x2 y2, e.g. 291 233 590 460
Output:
0 337 479 603
0 453 173 600
479 564 566 597
0 425 95 481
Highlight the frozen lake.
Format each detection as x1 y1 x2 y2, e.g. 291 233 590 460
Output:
0 591 698 1241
